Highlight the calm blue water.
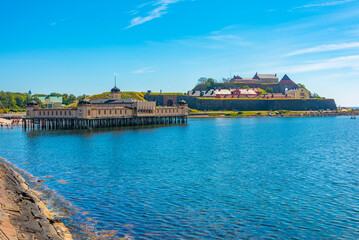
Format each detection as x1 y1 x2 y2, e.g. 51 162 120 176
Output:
0 117 359 239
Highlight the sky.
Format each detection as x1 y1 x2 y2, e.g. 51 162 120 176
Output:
1 0 359 106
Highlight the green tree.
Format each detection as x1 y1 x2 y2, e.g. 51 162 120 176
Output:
205 78 216 89
266 87 273 93
49 92 62 97
222 78 230 83
33 97 45 108
77 94 88 101
62 94 69 105
198 77 208 85
297 83 307 89
15 95 25 108
67 94 77 105
7 94 16 109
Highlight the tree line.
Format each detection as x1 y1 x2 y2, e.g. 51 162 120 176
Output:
0 91 85 113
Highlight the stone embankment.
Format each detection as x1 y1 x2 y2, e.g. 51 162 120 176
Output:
189 111 359 118
0 160 72 240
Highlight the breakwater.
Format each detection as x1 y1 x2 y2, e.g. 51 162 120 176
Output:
145 95 337 111
0 159 72 240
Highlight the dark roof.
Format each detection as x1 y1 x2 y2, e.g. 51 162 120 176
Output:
78 99 91 105
27 100 39 106
111 86 121 93
281 74 291 81
279 75 300 89
90 99 138 104
232 75 242 80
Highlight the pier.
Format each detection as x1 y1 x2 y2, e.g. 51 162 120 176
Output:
23 86 188 131
23 115 187 130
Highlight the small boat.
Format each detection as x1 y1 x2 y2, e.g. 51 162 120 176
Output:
350 116 356 119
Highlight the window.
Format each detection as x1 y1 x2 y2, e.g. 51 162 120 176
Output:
56 111 58 116
300 93 305 96
110 110 112 114
52 111 54 116
60 111 62 116
64 111 67 116
69 111 71 116
104 110 106 115
79 109 82 114
39 111 41 116
98 110 101 115
88 110 91 116
115 110 117 114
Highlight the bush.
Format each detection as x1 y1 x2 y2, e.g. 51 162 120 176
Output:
278 110 290 115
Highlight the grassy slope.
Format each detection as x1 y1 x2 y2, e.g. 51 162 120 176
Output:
68 91 146 107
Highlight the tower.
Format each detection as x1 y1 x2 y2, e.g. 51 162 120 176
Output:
111 76 121 100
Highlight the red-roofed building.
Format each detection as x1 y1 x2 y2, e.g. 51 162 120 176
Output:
279 74 299 93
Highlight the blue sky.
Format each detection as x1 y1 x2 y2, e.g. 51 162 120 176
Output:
1 0 359 106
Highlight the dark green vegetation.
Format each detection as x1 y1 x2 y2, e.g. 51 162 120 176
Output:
0 91 149 112
1 92 83 113
0 92 40 113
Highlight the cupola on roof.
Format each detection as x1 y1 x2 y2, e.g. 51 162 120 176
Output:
111 86 121 93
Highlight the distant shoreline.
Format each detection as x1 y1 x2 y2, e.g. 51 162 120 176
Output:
189 110 359 118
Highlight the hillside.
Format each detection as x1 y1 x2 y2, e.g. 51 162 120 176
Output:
88 91 146 101
66 91 147 107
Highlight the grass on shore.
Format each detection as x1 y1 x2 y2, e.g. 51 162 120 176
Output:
189 109 332 117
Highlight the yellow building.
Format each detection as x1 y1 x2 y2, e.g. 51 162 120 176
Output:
286 88 310 99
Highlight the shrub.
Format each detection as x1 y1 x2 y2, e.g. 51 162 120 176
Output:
278 110 290 115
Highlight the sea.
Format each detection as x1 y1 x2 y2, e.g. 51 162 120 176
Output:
0 117 358 239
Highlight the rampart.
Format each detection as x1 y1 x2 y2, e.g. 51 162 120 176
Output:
145 95 337 111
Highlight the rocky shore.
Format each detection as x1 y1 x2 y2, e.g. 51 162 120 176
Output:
0 160 72 240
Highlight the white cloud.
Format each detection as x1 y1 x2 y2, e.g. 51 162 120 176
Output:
286 42 359 56
293 0 355 9
132 67 155 74
126 0 183 29
280 55 359 73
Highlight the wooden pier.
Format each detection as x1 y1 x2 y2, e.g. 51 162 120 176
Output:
23 116 187 130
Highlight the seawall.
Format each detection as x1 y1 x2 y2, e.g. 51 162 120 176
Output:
145 95 337 111
0 158 72 240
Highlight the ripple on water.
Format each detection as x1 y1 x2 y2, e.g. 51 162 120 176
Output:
0 117 358 239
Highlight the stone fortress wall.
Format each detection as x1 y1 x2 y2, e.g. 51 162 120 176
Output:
145 94 337 111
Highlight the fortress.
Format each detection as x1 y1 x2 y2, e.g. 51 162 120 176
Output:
145 73 337 111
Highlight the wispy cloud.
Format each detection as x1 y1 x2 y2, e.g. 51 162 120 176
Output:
50 17 72 26
286 42 359 56
293 0 355 9
132 67 155 74
280 55 359 73
163 26 251 50
126 0 183 29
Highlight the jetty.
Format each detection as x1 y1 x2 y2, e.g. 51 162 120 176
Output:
23 86 188 130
